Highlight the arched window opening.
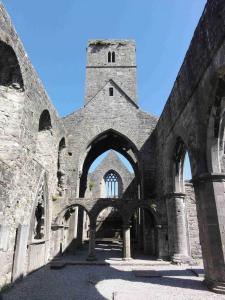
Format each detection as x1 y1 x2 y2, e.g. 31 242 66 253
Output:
39 110 52 131
108 51 111 63
112 51 115 63
0 41 24 90
173 137 186 193
184 153 192 181
104 170 120 198
109 87 113 96
57 138 66 196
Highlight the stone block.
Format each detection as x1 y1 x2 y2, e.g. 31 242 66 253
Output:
0 224 9 251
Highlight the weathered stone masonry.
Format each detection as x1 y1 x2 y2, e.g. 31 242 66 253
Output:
0 0 225 295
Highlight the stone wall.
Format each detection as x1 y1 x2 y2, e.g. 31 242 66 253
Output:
155 0 225 281
185 182 202 259
0 0 224 289
85 40 137 104
0 3 67 286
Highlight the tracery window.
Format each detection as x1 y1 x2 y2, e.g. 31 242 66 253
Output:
104 170 119 198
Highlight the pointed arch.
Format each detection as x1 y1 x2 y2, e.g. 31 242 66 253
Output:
104 169 123 198
79 129 141 198
207 75 225 173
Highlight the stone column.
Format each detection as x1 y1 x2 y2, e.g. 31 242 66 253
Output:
86 222 97 261
192 173 225 293
122 223 131 260
166 192 190 263
76 207 84 248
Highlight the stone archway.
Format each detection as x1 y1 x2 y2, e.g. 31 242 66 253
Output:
79 129 141 198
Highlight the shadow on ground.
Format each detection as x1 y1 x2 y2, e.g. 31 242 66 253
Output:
1 242 210 300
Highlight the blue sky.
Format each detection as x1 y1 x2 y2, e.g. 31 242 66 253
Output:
2 0 206 177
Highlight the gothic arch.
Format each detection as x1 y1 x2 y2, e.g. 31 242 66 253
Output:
207 75 225 173
103 169 123 198
78 129 141 197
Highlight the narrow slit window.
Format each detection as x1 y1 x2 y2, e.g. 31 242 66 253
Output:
109 87 113 96
108 51 111 63
112 51 115 63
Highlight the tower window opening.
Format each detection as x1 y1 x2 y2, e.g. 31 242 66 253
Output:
112 51 115 63
105 171 119 198
108 51 111 63
109 87 113 96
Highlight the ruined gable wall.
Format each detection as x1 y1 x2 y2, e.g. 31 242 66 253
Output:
63 82 158 201
86 151 135 198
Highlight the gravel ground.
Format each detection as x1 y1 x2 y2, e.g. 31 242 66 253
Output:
2 243 225 300
2 264 225 300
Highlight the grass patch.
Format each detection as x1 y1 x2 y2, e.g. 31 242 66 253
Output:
0 283 13 294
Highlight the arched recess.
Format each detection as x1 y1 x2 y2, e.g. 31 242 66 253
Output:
207 75 225 173
36 109 54 169
54 203 91 255
38 110 52 132
0 41 24 162
27 172 50 273
57 137 67 196
0 40 24 90
79 129 141 198
103 169 123 198
95 205 123 241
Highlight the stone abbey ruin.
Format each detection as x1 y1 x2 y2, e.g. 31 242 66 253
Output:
0 0 225 294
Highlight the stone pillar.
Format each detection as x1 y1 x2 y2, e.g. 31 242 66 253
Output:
86 222 97 261
123 223 131 260
166 193 190 263
192 173 225 293
76 207 84 248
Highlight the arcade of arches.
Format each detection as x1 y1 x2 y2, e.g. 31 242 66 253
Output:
1 0 225 295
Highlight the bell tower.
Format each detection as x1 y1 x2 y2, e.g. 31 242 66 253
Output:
85 39 137 105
